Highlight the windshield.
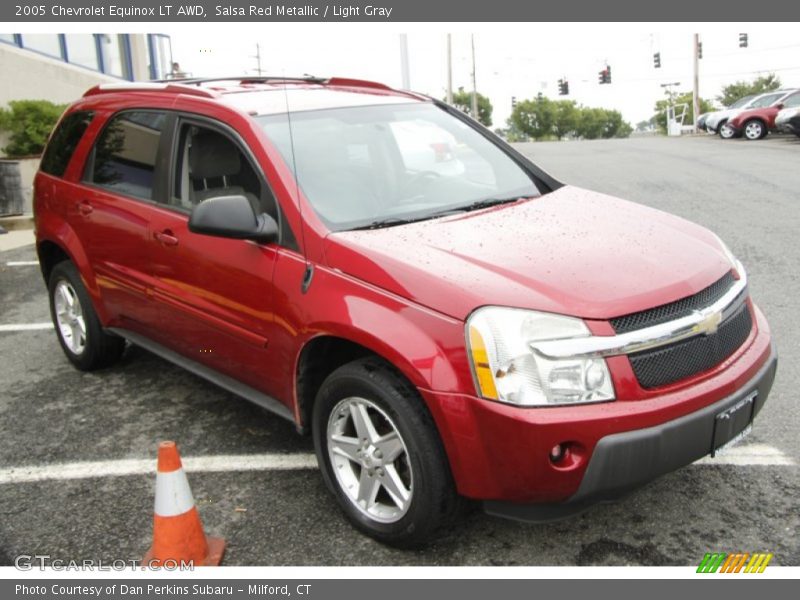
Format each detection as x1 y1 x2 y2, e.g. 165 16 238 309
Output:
730 95 755 108
258 103 540 231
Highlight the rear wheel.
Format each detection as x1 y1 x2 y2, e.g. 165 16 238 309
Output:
48 261 125 370
312 358 460 547
743 119 766 140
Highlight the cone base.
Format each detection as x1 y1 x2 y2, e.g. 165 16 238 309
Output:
143 537 226 567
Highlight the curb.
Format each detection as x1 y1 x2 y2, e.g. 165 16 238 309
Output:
0 215 34 231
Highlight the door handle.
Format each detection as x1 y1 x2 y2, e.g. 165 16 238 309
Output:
77 200 93 215
154 230 179 247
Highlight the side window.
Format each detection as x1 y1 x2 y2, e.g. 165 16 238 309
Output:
85 111 167 201
40 111 94 177
783 94 800 109
171 123 278 224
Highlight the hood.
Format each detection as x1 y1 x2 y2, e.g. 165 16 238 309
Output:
706 108 742 126
324 186 733 321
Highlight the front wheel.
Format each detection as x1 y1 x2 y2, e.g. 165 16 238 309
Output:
743 119 766 140
719 121 737 139
312 358 460 547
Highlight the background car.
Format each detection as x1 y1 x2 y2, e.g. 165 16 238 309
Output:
726 89 800 140
706 91 789 138
775 94 800 137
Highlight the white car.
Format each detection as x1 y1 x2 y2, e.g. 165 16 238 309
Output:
706 91 791 139
775 95 800 137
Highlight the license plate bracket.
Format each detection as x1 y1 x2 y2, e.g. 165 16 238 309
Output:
711 391 757 457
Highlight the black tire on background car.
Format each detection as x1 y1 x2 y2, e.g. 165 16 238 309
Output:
743 119 767 140
312 357 461 547
48 261 125 370
719 121 736 139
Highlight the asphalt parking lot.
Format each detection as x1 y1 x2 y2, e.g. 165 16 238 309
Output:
1 134 798 567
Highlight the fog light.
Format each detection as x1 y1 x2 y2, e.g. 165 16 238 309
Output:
549 444 565 463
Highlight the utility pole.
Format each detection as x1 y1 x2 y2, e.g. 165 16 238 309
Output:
446 33 453 104
470 34 478 122
399 34 411 89
252 43 263 76
692 33 700 132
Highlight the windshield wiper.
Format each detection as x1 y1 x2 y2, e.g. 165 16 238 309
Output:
350 216 431 231
349 196 535 231
456 196 534 212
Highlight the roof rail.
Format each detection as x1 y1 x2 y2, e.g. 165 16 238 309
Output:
83 82 219 99
154 75 328 86
325 77 393 91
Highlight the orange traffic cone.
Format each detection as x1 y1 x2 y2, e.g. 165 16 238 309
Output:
143 441 225 567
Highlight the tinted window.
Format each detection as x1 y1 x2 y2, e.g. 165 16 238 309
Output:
87 111 166 200
40 111 94 177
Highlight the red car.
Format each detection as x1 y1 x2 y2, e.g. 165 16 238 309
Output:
34 77 776 546
726 89 800 140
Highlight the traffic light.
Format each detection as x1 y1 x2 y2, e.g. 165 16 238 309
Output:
653 52 661 68
558 79 569 95
739 33 748 48
698 42 703 59
511 96 517 109
598 65 611 84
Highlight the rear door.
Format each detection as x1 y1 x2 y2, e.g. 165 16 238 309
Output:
73 110 172 331
146 116 286 398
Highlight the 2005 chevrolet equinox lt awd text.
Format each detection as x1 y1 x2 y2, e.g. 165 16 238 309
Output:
34 76 777 546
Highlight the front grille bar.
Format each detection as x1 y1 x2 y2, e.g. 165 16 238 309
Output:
531 264 748 360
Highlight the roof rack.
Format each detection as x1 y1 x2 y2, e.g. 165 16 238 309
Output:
83 82 219 99
153 75 328 86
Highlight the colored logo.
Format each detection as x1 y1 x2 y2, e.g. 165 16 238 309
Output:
697 552 773 573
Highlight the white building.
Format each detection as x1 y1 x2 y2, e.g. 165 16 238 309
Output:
0 33 174 107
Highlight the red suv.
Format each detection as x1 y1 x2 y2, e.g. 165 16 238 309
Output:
34 77 776 546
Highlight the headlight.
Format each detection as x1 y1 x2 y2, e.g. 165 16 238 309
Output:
466 307 615 406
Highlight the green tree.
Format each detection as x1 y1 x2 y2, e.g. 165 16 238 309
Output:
575 107 608 140
552 100 579 140
716 74 781 107
652 92 715 134
509 95 556 140
0 100 67 157
447 87 493 127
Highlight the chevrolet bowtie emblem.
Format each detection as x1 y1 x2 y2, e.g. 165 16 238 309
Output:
694 307 723 336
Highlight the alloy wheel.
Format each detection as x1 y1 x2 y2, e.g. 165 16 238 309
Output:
326 396 413 523
54 280 86 355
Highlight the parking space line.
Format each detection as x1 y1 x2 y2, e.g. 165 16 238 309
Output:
0 323 53 332
694 444 795 466
0 453 318 485
5 261 39 266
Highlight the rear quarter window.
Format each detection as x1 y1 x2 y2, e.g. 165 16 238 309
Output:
39 111 95 177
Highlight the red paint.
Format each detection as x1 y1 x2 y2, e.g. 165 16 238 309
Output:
34 79 774 504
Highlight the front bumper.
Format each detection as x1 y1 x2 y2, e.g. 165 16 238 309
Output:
485 346 776 522
420 304 775 513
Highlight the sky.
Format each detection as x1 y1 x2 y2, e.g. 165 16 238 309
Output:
168 24 800 127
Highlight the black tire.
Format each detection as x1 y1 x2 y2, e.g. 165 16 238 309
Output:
743 119 767 140
48 261 125 371
718 120 737 139
312 357 461 547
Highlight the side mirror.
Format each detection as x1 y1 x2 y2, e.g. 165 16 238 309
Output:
775 103 784 110
189 195 278 244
